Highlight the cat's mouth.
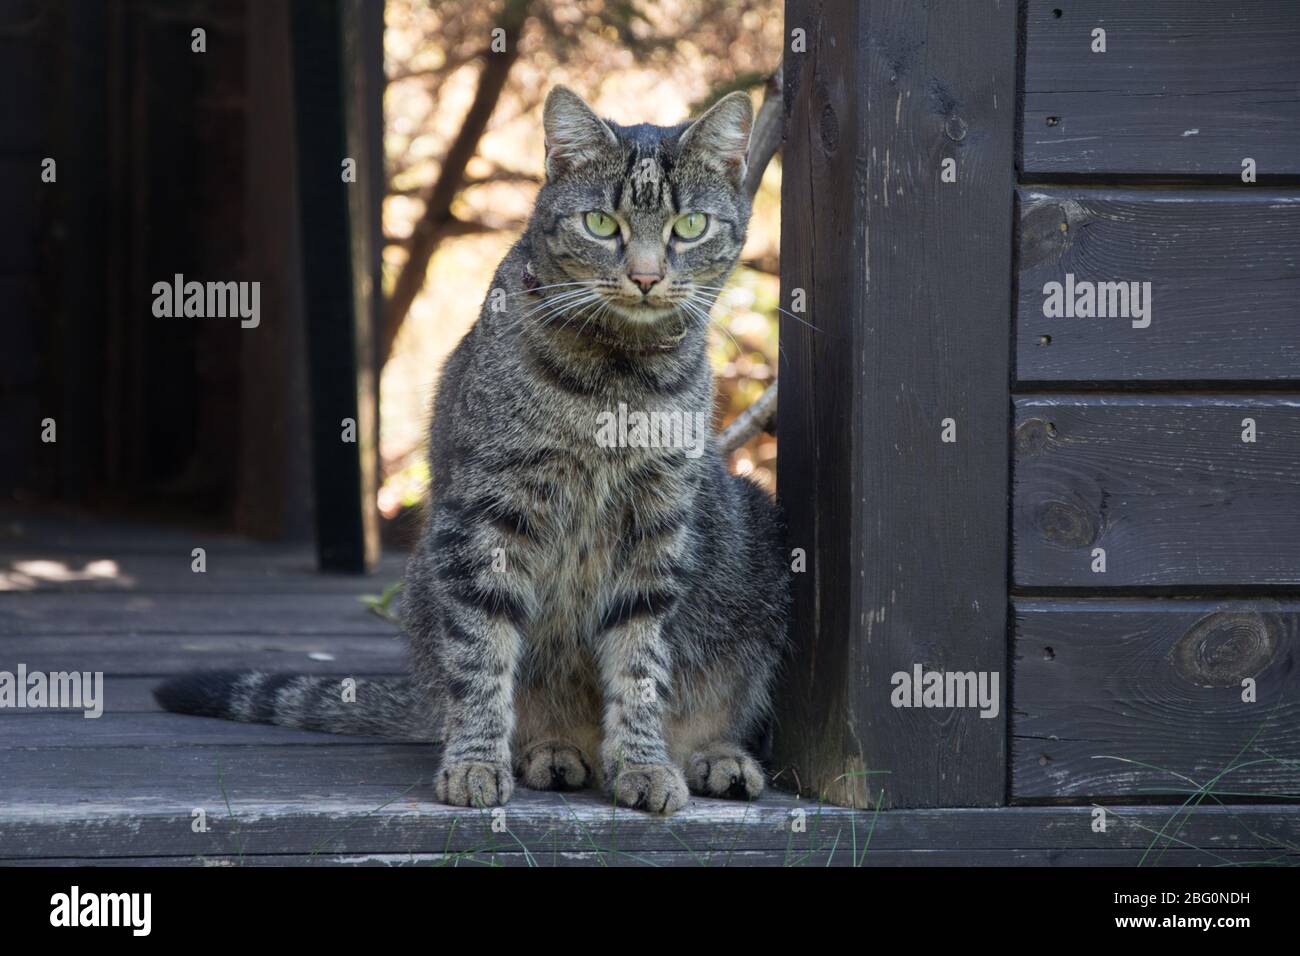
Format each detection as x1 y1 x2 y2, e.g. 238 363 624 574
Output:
562 294 692 352
606 296 678 324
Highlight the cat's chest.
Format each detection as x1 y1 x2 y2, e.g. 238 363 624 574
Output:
533 473 630 620
517 491 619 686
526 451 682 641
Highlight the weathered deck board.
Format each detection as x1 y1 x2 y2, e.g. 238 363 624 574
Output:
0 713 409 749
12 848 1292 867
0 512 406 599
0 676 419 715
4 514 1297 865
0 593 402 636
1 551 407 593
0 676 163 714
1 734 1295 864
0 743 434 799
0 633 407 675
1013 396 1300 587
1023 0 1300 177
1012 599 1300 800
1 511 291 555
1016 189 1300 382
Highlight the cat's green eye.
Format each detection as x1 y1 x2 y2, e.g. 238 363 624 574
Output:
673 212 708 240
584 211 619 238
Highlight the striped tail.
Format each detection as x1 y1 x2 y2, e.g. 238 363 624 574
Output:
153 671 438 741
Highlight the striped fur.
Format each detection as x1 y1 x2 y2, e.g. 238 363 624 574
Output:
154 87 790 815
153 672 436 740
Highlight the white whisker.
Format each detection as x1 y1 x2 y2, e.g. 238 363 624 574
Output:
508 279 600 299
538 291 606 332
522 288 600 320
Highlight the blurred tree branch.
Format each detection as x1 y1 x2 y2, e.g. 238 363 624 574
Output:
744 67 782 199
386 51 476 86
388 164 540 196
384 213 528 246
720 65 783 453
381 0 530 363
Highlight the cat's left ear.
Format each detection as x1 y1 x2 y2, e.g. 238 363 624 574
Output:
543 86 618 180
678 91 753 186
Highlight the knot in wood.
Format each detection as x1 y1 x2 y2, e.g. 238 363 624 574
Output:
1034 498 1097 549
1173 611 1277 687
1015 417 1055 455
1018 201 1072 270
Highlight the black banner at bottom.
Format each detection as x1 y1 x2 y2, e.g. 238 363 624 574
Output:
0 865 1287 939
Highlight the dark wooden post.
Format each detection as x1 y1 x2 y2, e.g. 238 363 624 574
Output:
289 0 382 572
774 0 1017 808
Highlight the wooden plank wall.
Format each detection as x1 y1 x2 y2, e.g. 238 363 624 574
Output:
775 0 1016 809
1013 2 1300 801
1017 191 1300 382
1014 600 1300 799
1023 0 1300 177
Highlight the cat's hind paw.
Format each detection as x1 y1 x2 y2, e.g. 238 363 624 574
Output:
517 741 592 791
686 745 765 800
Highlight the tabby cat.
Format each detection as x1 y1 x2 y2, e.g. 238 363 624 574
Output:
156 86 790 815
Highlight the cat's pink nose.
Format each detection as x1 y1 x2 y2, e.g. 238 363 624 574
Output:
629 273 662 293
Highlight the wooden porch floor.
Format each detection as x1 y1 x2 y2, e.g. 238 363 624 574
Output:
2 511 1297 866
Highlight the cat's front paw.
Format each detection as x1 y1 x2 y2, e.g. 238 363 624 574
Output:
517 741 592 791
435 760 514 808
609 762 689 814
686 745 765 800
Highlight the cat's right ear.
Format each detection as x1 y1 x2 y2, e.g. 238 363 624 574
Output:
543 86 617 180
